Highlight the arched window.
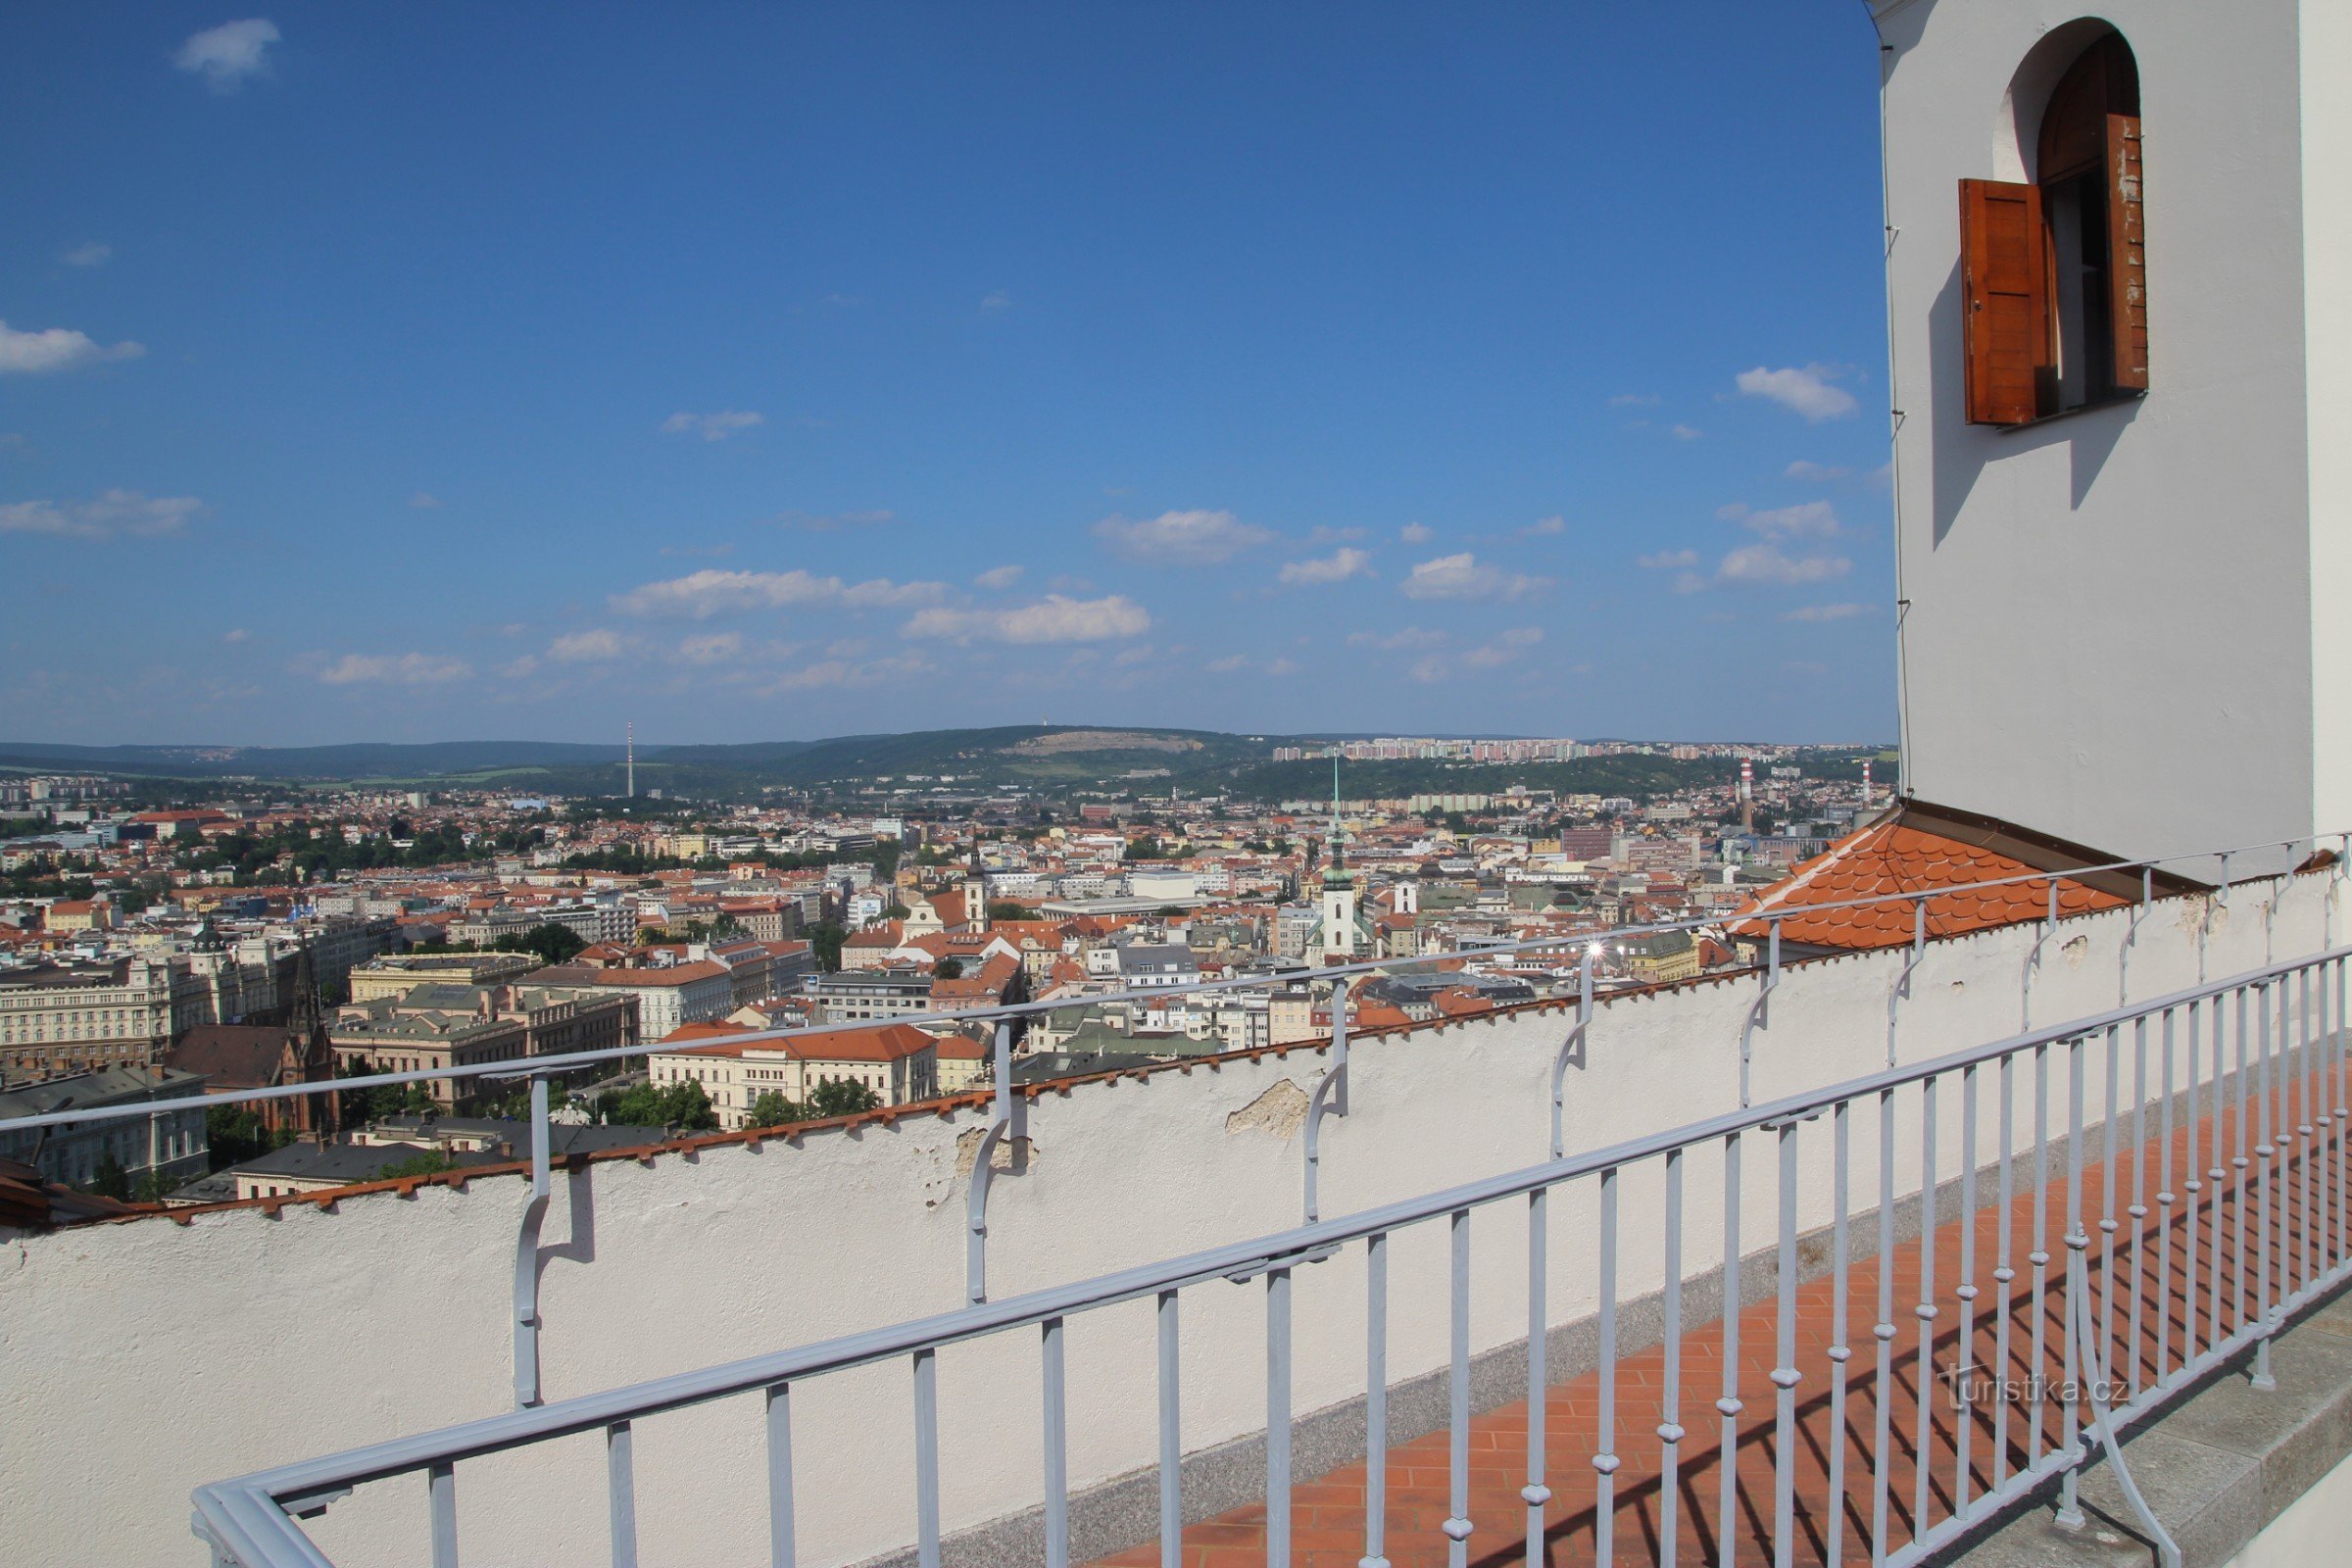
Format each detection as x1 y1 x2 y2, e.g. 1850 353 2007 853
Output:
1962 28 2146 424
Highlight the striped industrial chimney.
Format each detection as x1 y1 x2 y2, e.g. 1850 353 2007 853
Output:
1740 756 1754 834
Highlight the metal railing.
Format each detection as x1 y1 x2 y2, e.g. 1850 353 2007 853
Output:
187 935 2352 1568
1 827 2338 1563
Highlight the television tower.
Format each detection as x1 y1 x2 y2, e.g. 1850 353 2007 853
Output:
626 720 635 800
1739 757 1755 834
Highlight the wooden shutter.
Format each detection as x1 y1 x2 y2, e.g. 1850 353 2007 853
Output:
1960 178 2050 425
2107 113 2148 390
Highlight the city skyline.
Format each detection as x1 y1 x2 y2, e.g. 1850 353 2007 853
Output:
3 7 1895 747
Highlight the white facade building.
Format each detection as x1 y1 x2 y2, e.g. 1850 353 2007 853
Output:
1875 0 2352 861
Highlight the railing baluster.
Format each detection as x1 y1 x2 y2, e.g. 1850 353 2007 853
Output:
1912 1075 1939 1542
2253 981 2278 1391
2324 958 2342 1278
2117 1024 2135 1400
1364 1234 1390 1568
1827 1101 1853 1568
1043 1317 1069 1568
1596 1168 1622 1566
1991 1054 2016 1492
2173 1005 2191 1372
2208 995 2228 1368
1157 1290 1181 1568
1771 1125 1799 1568
1446 1210 1473 1567
1525 1188 1551 1567
1658 1150 1686 1568
2055 1036 2086 1529
913 1348 941 1568
428 1460 457 1568
1719 1132 1744 1567
1871 1091 1896 1568
2028 1043 2051 1472
1268 1265 1294 1568
2298 967 2316 1296
2233 987 2252 1346
607 1420 638 1568
1954 1063 1979 1515
2156 1009 2177 1388
2127 1017 2148 1402
765 1383 796 1568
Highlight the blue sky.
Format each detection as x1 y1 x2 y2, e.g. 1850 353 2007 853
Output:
1 5 1895 749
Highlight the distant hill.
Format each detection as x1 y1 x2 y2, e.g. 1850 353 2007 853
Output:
0 729 1883 804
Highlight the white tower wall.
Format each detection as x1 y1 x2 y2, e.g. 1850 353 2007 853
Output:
1874 0 2327 860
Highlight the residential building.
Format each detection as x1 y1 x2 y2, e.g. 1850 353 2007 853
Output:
0 1065 208 1191
521 958 733 1039
348 951 538 1004
804 967 934 1025
0 957 178 1078
646 1020 939 1126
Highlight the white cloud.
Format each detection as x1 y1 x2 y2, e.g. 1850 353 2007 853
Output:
1735 364 1859 422
1608 393 1661 408
610 568 947 618
1670 424 1702 441
676 632 743 663
548 628 625 663
1784 461 1853 482
1278 547 1373 586
408 491 442 510
1672 571 1709 595
980 290 1012 313
317 652 469 686
1399 552 1550 603
1637 548 1699 570
1093 509 1273 565
974 564 1025 590
0 490 202 540
1460 626 1544 668
175 19 280 92
903 594 1151 645
1407 626 1544 683
222 628 251 645
0 320 145 374
1206 653 1302 677
1739 500 1841 539
1716 542 1852 586
1398 522 1434 544
1347 626 1446 651
498 655 541 679
1304 525 1366 545
61 242 111 269
1784 602 1872 622
1521 514 1565 536
660 409 764 442
1715 502 1751 522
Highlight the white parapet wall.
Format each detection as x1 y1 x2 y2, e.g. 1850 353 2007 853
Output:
2 872 2335 1568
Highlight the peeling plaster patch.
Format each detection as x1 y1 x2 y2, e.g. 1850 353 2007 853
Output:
1950 980 1966 994
2181 897 2220 937
954 1127 1033 1178
1225 1079 1309 1140
2061 935 2089 967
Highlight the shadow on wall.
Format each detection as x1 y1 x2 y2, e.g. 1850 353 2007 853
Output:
1926 254 2139 546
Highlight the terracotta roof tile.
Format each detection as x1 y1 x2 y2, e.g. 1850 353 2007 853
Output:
1729 817 2128 950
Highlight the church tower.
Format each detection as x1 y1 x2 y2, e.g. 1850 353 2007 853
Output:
1871 0 2349 869
1315 754 1366 965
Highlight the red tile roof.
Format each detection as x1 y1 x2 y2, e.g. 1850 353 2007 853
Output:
1730 811 2131 951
